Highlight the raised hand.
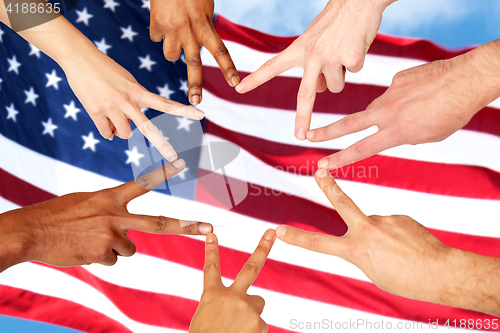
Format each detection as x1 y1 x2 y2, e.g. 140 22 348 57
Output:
276 169 500 316
308 38 500 170
63 48 204 162
150 0 239 105
189 230 276 333
0 160 212 272
235 0 394 140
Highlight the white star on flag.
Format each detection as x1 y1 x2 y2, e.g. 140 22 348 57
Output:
103 0 119 12
75 8 93 26
42 118 58 137
24 87 39 106
0 78 3 90
121 26 138 42
82 132 100 152
157 84 174 99
139 54 156 71
45 70 62 90
141 0 150 10
0 26 4 42
28 44 41 58
179 80 188 96
7 55 21 75
63 101 81 121
125 146 144 166
95 38 112 55
5 103 19 122
175 167 189 180
176 117 194 132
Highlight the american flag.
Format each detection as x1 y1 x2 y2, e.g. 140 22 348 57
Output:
1 0 500 331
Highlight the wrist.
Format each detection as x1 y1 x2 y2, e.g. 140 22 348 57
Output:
0 211 33 272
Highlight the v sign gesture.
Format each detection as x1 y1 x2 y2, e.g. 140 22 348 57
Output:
276 169 500 316
189 230 276 333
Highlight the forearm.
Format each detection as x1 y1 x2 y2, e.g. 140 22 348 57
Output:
454 38 500 116
437 248 500 316
0 0 98 69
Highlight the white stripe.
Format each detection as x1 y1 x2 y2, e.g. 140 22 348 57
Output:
0 263 183 333
0 196 19 213
199 90 500 173
201 40 500 109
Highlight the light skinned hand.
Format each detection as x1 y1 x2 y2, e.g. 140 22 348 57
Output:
276 169 500 316
308 39 500 170
189 230 276 333
150 0 239 105
235 0 394 140
0 160 213 272
63 48 204 162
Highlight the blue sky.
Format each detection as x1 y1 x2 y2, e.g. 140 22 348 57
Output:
2 1 499 332
215 0 500 48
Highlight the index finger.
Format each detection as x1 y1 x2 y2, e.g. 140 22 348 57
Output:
231 229 276 292
204 30 240 88
314 168 366 226
128 109 178 162
204 233 223 290
235 50 294 94
115 159 186 204
295 64 321 140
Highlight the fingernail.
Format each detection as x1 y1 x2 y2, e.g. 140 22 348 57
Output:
264 229 276 241
166 150 178 162
318 159 328 169
207 233 216 243
191 95 200 105
105 135 113 141
198 223 213 235
173 159 185 169
230 75 240 87
235 81 245 93
296 127 306 141
316 168 328 178
276 225 286 238
195 109 204 119
127 132 133 139
306 131 314 140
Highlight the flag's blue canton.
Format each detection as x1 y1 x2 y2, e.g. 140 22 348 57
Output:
0 0 203 199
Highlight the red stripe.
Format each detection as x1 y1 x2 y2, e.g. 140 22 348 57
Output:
203 66 500 138
0 168 55 206
0 285 131 333
214 15 475 62
203 120 500 200
2 167 500 326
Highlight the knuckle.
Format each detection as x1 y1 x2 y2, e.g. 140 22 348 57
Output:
215 45 229 58
187 54 201 67
336 194 353 208
308 233 322 250
263 59 276 72
242 261 260 275
353 140 369 155
341 114 357 130
153 216 167 233
135 175 151 189
203 261 219 274
297 86 315 100
189 82 202 90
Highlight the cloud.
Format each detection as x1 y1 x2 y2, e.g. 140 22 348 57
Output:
379 0 469 35
215 0 328 36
